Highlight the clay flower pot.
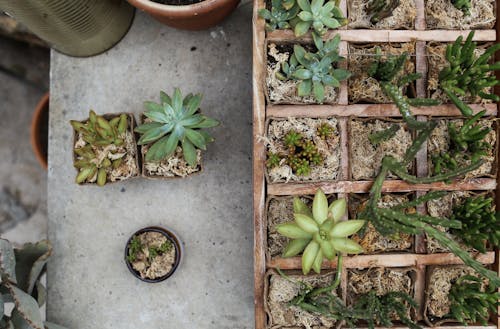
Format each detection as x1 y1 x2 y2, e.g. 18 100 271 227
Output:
127 0 240 30
124 226 182 283
31 92 49 170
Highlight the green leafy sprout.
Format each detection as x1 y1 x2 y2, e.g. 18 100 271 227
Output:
317 123 335 139
277 189 365 274
127 236 142 262
451 0 471 15
448 275 500 325
439 31 500 116
135 88 220 166
71 111 129 186
366 0 400 24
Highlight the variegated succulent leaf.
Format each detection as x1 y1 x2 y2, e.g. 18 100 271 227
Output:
135 88 219 166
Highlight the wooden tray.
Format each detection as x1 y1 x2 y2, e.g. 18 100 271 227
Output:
252 0 500 328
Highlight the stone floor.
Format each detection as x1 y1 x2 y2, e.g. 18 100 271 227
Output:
0 35 49 245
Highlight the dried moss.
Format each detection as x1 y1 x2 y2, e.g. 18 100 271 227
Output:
350 119 413 180
425 266 481 321
143 146 201 178
266 271 338 328
266 43 339 105
428 119 496 179
425 0 496 30
266 118 341 183
349 194 414 253
426 43 490 102
348 43 415 104
348 0 416 29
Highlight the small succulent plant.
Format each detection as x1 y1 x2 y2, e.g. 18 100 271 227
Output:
277 189 365 274
294 0 346 36
258 0 300 31
368 47 407 83
451 0 471 15
366 0 400 24
71 111 129 186
284 130 303 150
0 239 68 329
440 32 500 116
317 123 335 139
450 196 500 253
266 152 282 168
432 110 491 175
135 88 220 166
448 275 500 325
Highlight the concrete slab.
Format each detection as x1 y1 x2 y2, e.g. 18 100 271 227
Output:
47 3 254 329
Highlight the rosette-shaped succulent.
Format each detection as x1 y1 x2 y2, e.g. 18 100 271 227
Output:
294 0 346 37
276 189 365 274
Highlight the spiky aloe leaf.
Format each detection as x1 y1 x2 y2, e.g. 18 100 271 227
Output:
14 241 51 295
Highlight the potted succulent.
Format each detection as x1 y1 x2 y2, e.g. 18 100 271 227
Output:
70 110 140 186
0 239 69 328
126 0 240 30
135 88 219 179
125 226 182 282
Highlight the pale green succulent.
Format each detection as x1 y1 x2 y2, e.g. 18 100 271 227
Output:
258 0 300 31
294 0 346 37
291 39 351 103
135 88 220 166
276 189 365 275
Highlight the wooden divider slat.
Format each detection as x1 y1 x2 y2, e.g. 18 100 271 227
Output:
267 30 497 43
415 0 426 31
267 252 496 269
268 178 497 195
266 104 497 118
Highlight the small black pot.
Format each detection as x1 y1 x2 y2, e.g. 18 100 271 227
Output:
124 226 182 283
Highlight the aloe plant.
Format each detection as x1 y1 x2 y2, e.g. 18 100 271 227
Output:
135 88 220 166
71 111 129 186
277 189 365 274
0 239 68 329
366 0 400 24
451 0 471 15
294 0 346 36
440 32 500 116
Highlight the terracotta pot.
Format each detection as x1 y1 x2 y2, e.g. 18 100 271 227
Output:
31 92 49 170
127 0 240 30
124 226 183 283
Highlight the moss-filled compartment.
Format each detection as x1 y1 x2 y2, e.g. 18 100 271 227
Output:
266 194 340 259
349 193 414 253
349 118 413 180
426 42 492 103
266 43 339 105
427 118 497 179
265 270 340 328
425 0 496 30
347 0 417 30
348 42 416 104
266 117 341 183
424 265 487 325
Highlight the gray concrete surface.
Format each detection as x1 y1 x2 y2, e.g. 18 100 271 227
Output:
0 35 49 245
47 4 254 329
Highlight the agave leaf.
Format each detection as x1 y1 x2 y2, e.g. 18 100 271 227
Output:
185 129 207 150
134 122 164 134
183 93 194 106
190 117 220 129
181 139 197 167
145 134 178 162
14 240 51 295
159 91 172 106
312 189 328 224
276 223 312 239
199 131 215 143
144 110 170 124
179 114 204 127
137 123 173 145
7 285 44 329
0 239 17 283
302 241 319 274
144 101 164 113
330 220 365 238
172 88 183 111
185 94 202 116
312 248 323 274
283 238 311 257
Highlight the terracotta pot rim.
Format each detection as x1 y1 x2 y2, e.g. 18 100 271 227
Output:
31 92 49 170
128 0 232 13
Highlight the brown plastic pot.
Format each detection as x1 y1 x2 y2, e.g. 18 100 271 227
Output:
126 0 240 30
31 92 49 170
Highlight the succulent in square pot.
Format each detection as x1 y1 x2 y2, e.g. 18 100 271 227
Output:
125 226 182 282
126 0 240 30
135 88 220 179
70 111 140 186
